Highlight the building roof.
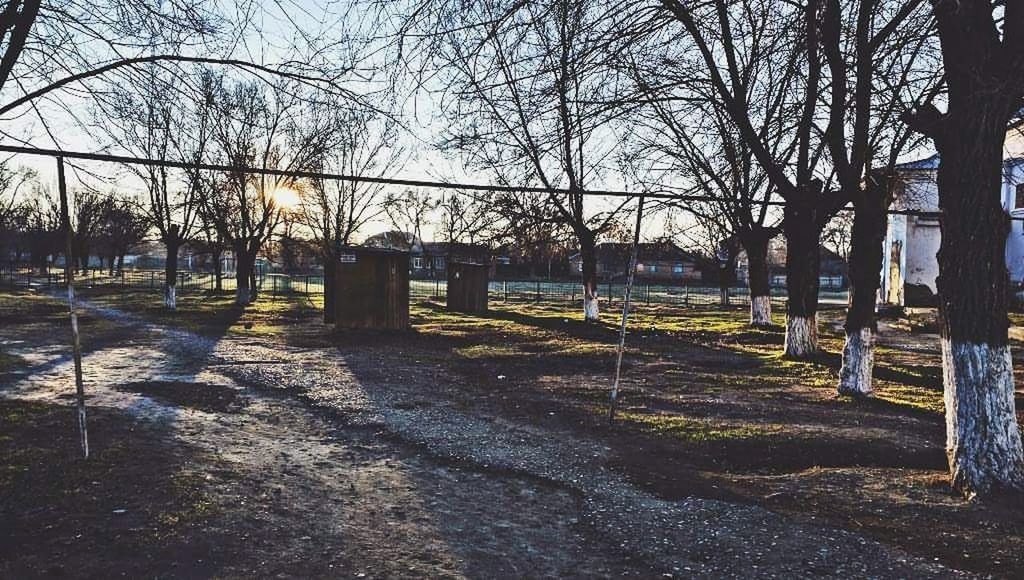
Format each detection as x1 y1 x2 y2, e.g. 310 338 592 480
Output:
895 154 939 171
419 241 489 256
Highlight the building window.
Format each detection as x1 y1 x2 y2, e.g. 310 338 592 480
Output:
648 264 658 273
673 263 683 273
635 263 644 272
435 257 445 269
412 257 422 269
1016 183 1024 209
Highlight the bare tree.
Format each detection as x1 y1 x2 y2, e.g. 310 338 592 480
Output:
902 1 1024 498
425 0 634 321
69 189 109 274
0 163 35 265
201 77 339 305
298 113 404 322
653 0 936 372
383 189 438 249
19 184 60 274
97 196 148 275
627 71 784 325
437 192 493 246
653 0 840 355
91 66 216 308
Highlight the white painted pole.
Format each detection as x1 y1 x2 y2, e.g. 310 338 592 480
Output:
608 195 645 422
58 157 89 458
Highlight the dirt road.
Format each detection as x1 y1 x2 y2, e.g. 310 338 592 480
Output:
0 297 965 578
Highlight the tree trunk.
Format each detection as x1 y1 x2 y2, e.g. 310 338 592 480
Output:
782 199 822 358
78 247 89 275
164 238 181 310
934 107 1024 497
107 255 115 276
213 247 223 291
249 265 258 302
579 231 600 321
838 184 891 397
234 243 252 306
744 233 773 327
323 258 336 324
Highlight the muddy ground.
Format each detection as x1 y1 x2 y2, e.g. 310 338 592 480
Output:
1 288 1022 578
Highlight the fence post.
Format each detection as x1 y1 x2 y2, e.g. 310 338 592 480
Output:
684 283 689 306
535 280 541 302
607 281 612 308
503 280 508 301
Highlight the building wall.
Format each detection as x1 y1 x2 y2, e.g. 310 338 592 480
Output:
885 158 1024 306
905 216 941 291
1003 162 1024 283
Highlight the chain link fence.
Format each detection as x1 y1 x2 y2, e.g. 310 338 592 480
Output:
1 267 851 308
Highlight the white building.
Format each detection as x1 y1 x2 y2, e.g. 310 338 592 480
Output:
882 126 1024 306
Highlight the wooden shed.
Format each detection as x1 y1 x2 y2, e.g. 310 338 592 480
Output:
333 246 410 330
446 262 489 313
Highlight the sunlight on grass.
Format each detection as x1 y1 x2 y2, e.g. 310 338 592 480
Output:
618 411 787 442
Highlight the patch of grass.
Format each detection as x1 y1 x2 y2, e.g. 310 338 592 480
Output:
152 471 221 537
0 398 223 567
874 384 945 415
618 410 787 442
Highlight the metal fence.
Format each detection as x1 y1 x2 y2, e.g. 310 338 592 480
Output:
0 267 850 308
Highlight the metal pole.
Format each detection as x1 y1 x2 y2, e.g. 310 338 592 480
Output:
58 157 89 458
609 195 645 422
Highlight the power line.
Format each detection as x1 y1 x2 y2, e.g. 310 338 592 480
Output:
0 143 1005 221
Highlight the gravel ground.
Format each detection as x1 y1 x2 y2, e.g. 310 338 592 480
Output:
3 298 969 578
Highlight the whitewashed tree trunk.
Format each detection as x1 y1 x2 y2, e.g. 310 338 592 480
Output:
783 315 817 358
750 296 772 326
838 327 874 396
164 283 177 310
584 291 600 321
942 340 1024 497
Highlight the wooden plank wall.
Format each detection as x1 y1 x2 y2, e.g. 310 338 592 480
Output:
447 262 489 313
334 247 410 329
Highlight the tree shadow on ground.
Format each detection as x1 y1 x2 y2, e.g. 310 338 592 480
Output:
0 400 235 578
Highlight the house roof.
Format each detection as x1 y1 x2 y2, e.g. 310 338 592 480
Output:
419 241 489 256
895 154 939 171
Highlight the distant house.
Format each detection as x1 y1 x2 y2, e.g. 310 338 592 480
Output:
360 232 490 279
412 242 490 279
363 230 416 251
735 237 848 289
568 241 706 282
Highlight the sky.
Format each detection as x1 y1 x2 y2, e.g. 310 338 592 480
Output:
0 0 651 244
0 0 935 250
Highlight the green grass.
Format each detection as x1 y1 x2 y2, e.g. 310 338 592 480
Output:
618 410 787 442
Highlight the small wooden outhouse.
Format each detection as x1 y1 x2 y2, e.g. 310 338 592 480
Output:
446 262 489 313
333 246 410 330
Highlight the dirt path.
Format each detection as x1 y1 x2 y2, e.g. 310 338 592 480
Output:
1 299 967 577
